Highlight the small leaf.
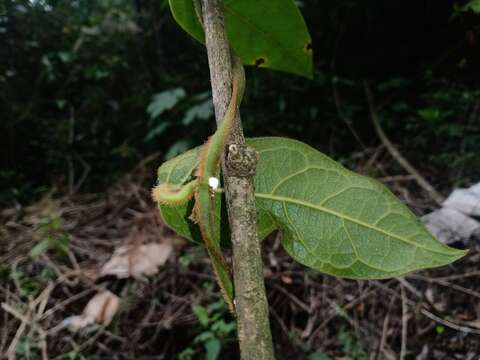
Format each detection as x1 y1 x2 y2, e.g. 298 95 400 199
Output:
147 87 186 119
465 0 480 13
194 331 215 343
156 137 466 280
182 100 213 125
193 304 209 327
168 0 313 78
144 122 171 142
204 338 221 360
29 234 69 258
29 239 53 258
211 319 236 335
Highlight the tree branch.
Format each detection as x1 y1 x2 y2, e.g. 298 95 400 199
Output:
201 1 275 359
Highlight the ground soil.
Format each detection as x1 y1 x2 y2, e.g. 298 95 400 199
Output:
1 160 479 360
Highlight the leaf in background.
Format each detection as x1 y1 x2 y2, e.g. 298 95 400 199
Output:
168 0 313 78
204 338 221 360
144 122 171 142
165 138 197 160
31 218 70 258
182 99 213 125
193 304 210 327
147 87 186 119
156 137 466 279
29 238 54 258
464 0 480 13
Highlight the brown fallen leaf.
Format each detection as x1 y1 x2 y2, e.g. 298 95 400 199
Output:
64 290 120 331
100 242 173 279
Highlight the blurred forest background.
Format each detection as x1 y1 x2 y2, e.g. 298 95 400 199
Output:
1 0 480 359
2 0 479 206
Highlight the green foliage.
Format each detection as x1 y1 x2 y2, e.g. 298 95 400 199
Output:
0 0 211 206
436 325 446 334
145 87 187 141
383 77 480 186
3 0 478 209
250 138 464 278
338 328 368 360
9 268 41 298
461 0 480 14
167 0 204 42
180 299 236 360
156 137 465 279
6 263 54 298
30 217 70 258
15 336 40 358
145 87 214 158
147 87 187 120
169 0 313 78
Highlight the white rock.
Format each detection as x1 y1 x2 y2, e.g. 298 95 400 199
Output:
422 208 480 244
468 182 480 197
443 188 480 216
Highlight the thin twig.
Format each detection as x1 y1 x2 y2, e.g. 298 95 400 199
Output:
364 82 444 206
373 280 480 335
400 285 408 360
332 79 367 149
375 294 395 360
3 302 32 360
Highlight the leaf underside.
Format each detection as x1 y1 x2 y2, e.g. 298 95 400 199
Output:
156 137 466 279
168 0 313 78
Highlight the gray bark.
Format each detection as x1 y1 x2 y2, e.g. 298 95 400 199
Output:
201 1 275 359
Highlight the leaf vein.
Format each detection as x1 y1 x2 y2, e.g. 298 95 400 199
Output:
255 193 454 256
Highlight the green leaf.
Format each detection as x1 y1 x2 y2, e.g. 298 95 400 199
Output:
147 87 186 119
193 304 210 327
211 319 236 336
465 0 480 13
168 0 313 78
144 122 170 142
204 338 221 360
156 137 466 279
157 146 275 245
29 239 53 258
168 0 205 43
29 236 70 258
182 99 213 125
194 331 215 343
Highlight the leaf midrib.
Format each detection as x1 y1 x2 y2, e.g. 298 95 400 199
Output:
255 192 459 257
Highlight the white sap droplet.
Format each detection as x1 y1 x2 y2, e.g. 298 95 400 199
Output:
208 177 219 190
